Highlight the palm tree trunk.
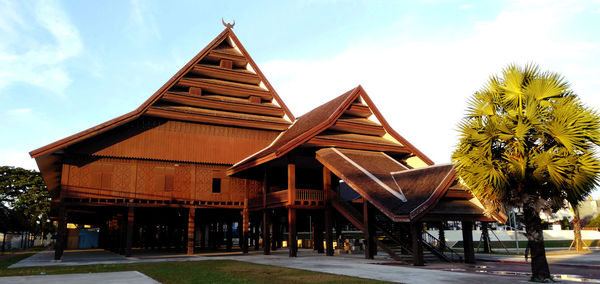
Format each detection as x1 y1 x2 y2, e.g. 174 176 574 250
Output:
572 209 583 252
523 205 551 282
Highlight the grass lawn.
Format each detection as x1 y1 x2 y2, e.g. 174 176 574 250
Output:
0 252 387 283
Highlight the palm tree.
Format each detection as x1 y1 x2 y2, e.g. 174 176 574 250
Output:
452 64 600 282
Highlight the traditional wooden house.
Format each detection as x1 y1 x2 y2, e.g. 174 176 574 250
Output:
31 26 505 265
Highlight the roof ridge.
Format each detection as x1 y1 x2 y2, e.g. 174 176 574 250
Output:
30 27 294 158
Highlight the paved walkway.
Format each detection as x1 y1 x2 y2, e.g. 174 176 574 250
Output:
0 271 159 284
5 249 542 283
476 249 600 268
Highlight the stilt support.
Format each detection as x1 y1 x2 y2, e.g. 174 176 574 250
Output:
411 222 424 266
54 206 67 260
125 207 134 257
187 208 195 255
263 210 271 255
288 208 297 257
462 221 475 263
363 201 376 259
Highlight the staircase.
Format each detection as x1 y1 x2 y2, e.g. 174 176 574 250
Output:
330 192 463 263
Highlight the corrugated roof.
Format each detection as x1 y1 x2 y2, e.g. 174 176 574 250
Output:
316 148 456 222
228 86 434 175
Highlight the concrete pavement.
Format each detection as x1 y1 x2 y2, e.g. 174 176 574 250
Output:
6 249 541 283
0 271 159 284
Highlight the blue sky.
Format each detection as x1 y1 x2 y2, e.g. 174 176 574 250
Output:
1 0 600 197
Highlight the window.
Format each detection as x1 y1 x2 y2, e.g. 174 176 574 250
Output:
212 178 221 193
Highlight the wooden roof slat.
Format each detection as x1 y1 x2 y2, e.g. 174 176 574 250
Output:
344 103 372 118
330 117 386 136
305 137 410 153
192 64 261 85
161 92 285 117
178 77 272 100
205 50 248 67
314 132 403 147
146 106 290 131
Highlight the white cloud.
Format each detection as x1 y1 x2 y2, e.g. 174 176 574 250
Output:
260 0 600 165
459 4 472 9
0 149 38 171
0 0 82 95
6 108 32 116
127 0 160 41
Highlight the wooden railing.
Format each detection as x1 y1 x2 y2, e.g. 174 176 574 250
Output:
295 189 324 202
248 189 325 208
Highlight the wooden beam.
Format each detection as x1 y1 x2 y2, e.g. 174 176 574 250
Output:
178 78 272 100
161 92 285 117
288 208 297 257
187 208 195 255
306 137 410 153
192 64 260 84
462 221 475 263
145 107 289 131
411 222 424 266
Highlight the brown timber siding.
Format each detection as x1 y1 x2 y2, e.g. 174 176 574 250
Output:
63 157 261 203
68 118 280 165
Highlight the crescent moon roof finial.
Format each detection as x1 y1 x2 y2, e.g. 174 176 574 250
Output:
221 18 235 29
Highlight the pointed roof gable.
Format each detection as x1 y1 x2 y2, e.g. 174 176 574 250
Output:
30 27 295 194
228 85 433 175
30 27 294 159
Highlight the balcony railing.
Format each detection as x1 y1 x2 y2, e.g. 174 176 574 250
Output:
295 189 324 202
248 189 325 208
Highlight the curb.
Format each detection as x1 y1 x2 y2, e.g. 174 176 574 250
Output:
477 258 600 269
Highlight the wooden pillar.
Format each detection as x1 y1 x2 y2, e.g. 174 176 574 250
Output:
199 223 206 249
288 208 297 257
241 207 249 253
253 220 260 251
481 221 492 253
271 212 278 251
288 163 296 206
226 218 233 252
314 212 324 253
411 222 424 266
119 213 127 254
263 210 271 255
462 221 475 263
54 206 67 260
438 221 446 252
363 201 376 259
187 208 195 255
323 167 334 256
125 207 134 257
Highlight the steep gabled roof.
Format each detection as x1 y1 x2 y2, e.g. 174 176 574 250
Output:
29 27 295 194
30 27 294 159
227 85 433 175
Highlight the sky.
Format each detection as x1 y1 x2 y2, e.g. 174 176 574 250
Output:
1 0 600 197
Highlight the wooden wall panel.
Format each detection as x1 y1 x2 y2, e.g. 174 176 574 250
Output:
69 118 280 165
173 163 194 200
62 157 249 204
112 159 136 199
